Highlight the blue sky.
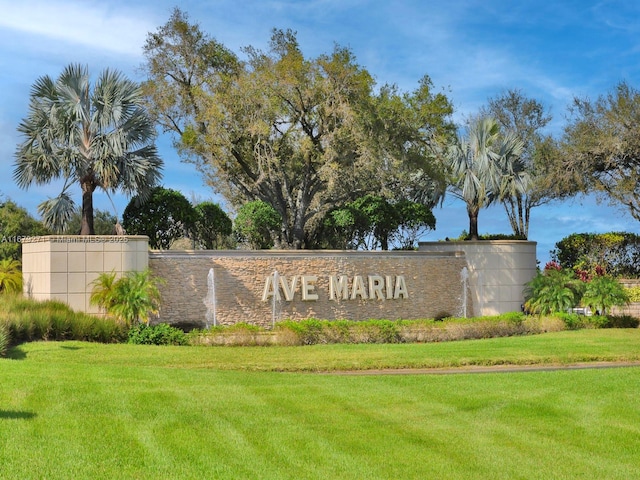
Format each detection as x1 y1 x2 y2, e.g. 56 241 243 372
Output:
1 0 640 263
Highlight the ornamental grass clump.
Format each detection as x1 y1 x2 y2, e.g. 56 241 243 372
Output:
0 294 127 345
0 323 8 356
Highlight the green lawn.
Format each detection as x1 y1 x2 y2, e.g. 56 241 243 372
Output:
1 330 640 479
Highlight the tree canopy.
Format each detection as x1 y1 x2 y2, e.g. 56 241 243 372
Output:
479 89 554 238
193 201 233 249
122 186 195 249
561 81 640 221
63 208 119 235
0 198 49 260
14 64 163 234
141 8 453 249
446 117 524 240
234 200 282 249
323 195 435 250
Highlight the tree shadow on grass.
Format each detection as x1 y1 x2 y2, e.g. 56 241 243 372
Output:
0 411 36 420
5 346 27 360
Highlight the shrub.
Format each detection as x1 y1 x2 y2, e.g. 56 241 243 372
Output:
555 312 585 330
0 258 23 294
191 314 561 347
524 267 584 315
276 319 325 345
127 323 188 346
607 315 640 328
625 286 640 303
90 269 164 326
582 275 630 315
352 319 402 344
554 232 640 278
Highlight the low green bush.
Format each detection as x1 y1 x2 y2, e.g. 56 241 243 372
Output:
274 318 404 345
192 313 566 347
127 323 188 346
553 312 639 330
277 319 327 345
625 286 640 303
556 312 586 330
598 315 640 329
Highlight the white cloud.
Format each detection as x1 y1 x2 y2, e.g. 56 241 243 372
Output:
0 0 155 57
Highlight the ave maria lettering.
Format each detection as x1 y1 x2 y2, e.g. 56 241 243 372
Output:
262 274 409 302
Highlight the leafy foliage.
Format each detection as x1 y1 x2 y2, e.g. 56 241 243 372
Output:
193 201 233 249
0 259 23 294
581 276 629 315
14 64 163 234
90 270 164 326
63 208 119 235
141 9 453 249
553 232 640 278
323 195 436 250
479 89 556 237
233 200 282 249
446 117 524 240
525 262 629 316
562 82 640 219
123 187 196 249
0 198 49 260
127 323 187 345
524 265 585 315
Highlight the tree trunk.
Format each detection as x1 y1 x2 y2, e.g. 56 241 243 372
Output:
468 206 479 240
80 181 96 235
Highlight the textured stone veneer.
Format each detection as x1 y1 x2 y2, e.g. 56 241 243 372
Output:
21 236 149 314
418 241 537 316
148 250 471 328
21 238 535 325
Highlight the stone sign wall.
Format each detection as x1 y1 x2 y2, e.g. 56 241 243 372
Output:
21 237 538 327
148 250 471 328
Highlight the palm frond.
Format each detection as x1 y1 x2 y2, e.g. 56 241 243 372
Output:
37 191 76 233
15 63 163 234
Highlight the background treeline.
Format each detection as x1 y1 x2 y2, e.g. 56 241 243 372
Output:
553 232 640 278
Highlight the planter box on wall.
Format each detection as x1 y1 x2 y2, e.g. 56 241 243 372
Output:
21 236 149 314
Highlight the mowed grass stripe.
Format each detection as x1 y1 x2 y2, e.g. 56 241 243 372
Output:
1 331 640 479
8 328 640 372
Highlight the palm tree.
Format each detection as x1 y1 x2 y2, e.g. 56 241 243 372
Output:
0 258 23 294
582 275 629 316
446 117 524 240
90 270 163 325
14 64 163 234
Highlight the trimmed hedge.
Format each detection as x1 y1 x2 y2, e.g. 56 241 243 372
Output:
190 313 572 347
